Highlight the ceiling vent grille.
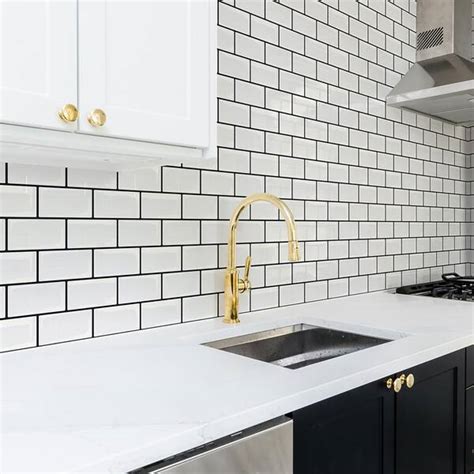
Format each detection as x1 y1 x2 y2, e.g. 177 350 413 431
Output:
417 27 444 51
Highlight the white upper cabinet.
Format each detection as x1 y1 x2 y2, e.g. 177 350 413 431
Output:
79 0 211 149
0 0 215 169
0 0 77 130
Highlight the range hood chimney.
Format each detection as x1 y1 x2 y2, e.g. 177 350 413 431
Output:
386 0 474 125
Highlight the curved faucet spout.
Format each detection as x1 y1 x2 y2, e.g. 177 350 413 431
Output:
224 193 300 324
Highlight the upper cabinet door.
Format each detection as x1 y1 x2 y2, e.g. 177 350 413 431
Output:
0 0 77 130
78 0 211 149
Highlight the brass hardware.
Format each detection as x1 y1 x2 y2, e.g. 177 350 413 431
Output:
393 377 403 393
58 104 79 123
223 193 299 324
238 256 252 293
87 108 107 127
386 378 393 390
406 373 415 388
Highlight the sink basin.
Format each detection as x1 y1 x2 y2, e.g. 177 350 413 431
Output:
203 324 391 369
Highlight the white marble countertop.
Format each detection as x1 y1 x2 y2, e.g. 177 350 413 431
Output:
1 291 473 473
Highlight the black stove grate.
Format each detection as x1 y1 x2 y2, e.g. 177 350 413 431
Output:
396 273 474 301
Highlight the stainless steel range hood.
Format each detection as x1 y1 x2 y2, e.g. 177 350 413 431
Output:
386 0 474 125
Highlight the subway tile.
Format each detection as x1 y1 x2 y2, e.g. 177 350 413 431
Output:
39 310 92 345
8 282 65 317
0 185 36 217
183 294 218 322
94 304 139 336
39 188 91 218
183 245 217 270
162 168 200 193
141 299 181 328
142 193 181 219
8 220 65 250
8 164 65 186
67 278 116 310
94 248 139 277
0 317 37 351
94 190 139 218
119 220 160 247
68 168 117 189
118 167 161 192
141 247 181 273
0 252 36 284
118 274 161 304
183 195 217 219
68 220 116 249
163 271 200 299
39 250 92 281
162 221 200 246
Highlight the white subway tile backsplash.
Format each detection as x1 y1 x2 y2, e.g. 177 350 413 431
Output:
67 278 116 310
8 163 65 186
94 248 139 277
8 220 65 250
68 168 117 189
0 0 472 352
68 220 116 249
39 188 92 218
119 220 161 247
162 221 200 246
94 190 139 218
141 247 181 273
94 304 139 336
142 193 181 219
0 252 36 284
183 245 217 270
118 274 161 304
8 282 65 317
163 271 200 298
119 167 161 192
183 294 218 322
39 310 92 345
0 317 36 351
141 299 181 328
39 250 92 281
0 185 36 217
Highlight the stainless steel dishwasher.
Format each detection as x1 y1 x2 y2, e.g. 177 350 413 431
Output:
132 416 293 474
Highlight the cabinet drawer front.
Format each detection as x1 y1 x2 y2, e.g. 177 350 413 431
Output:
467 346 474 388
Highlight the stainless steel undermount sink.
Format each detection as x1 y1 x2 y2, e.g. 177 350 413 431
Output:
203 324 391 370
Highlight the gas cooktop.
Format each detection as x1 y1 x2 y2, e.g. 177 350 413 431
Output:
396 273 474 302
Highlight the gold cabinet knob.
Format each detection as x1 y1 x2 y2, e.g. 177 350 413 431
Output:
393 377 403 393
386 378 393 390
87 108 107 127
58 104 79 123
406 373 415 388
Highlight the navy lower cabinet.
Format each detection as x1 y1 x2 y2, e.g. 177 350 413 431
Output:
293 379 395 474
293 349 466 474
466 346 474 474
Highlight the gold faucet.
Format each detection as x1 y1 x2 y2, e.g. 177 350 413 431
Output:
224 193 300 324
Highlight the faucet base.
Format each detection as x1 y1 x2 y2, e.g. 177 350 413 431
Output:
223 317 241 324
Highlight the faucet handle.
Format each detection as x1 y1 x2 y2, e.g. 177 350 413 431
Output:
238 256 252 293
